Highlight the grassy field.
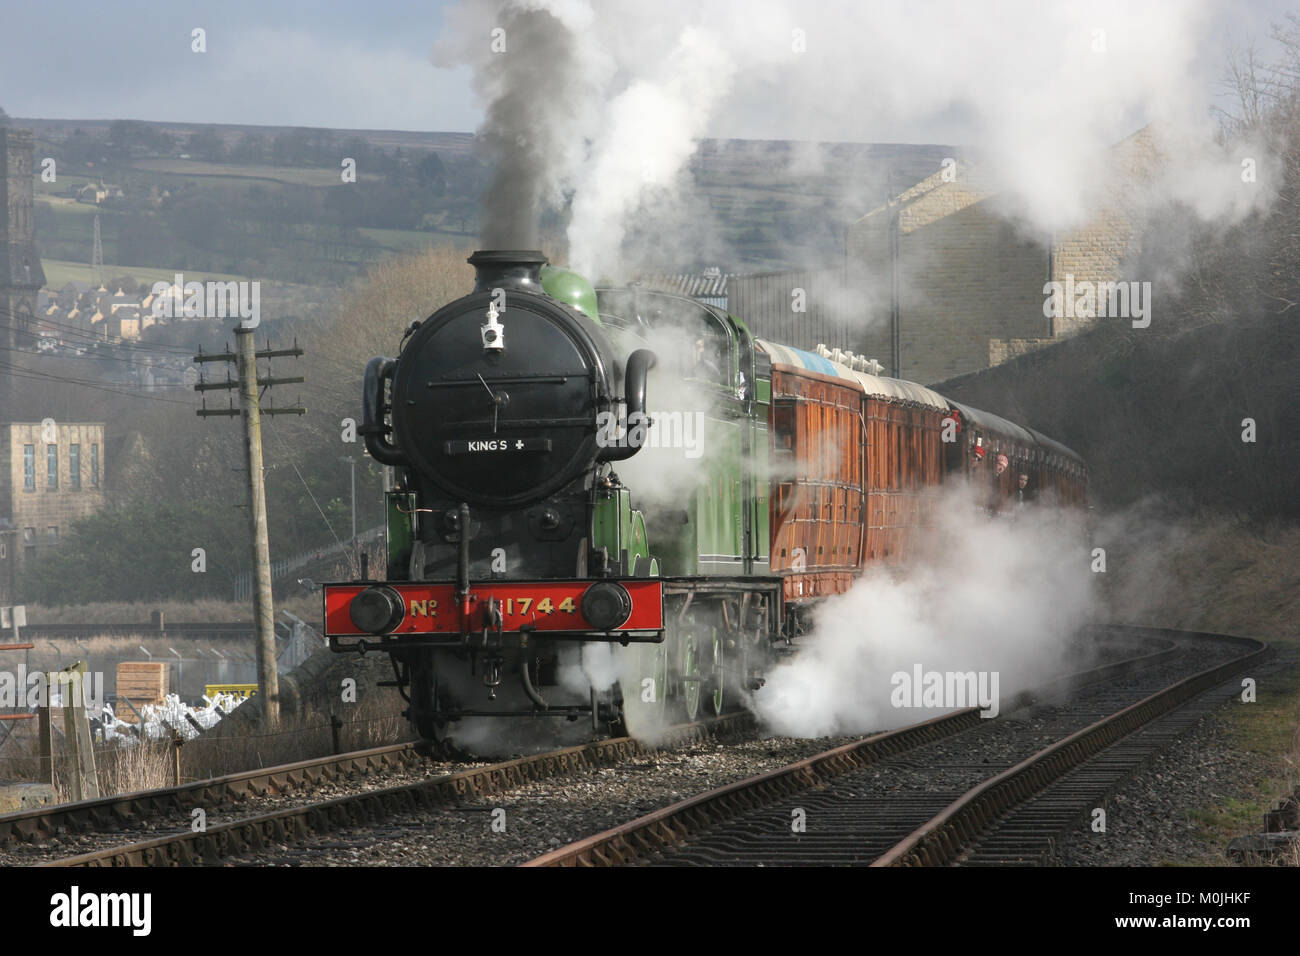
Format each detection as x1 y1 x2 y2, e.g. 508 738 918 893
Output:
131 158 351 186
356 226 442 253
34 193 100 211
1182 664 1300 864
40 258 245 289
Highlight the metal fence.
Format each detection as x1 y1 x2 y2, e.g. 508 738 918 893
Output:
727 268 867 353
232 525 385 601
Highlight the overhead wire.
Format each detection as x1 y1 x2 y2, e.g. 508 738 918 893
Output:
0 357 198 406
0 303 199 356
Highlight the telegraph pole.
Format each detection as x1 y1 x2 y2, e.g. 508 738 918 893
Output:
194 332 304 728
236 327 279 727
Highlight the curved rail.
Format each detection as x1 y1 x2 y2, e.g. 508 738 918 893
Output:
873 630 1268 866
525 627 1262 867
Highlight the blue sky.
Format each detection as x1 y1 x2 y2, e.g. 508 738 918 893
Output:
0 0 1295 139
0 0 478 131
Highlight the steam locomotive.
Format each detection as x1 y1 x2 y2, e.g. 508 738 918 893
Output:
323 250 1087 751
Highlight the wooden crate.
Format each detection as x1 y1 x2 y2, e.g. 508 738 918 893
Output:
116 662 169 722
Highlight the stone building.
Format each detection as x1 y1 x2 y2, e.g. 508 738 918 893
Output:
0 422 105 603
843 125 1162 384
729 126 1163 386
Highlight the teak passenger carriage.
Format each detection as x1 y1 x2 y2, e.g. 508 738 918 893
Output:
323 251 1087 750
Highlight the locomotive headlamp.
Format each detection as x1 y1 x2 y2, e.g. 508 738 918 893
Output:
481 298 506 351
350 585 406 634
580 581 633 630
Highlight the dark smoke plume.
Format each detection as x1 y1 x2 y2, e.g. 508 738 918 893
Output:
476 5 578 249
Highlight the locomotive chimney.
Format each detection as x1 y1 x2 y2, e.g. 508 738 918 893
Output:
468 250 548 294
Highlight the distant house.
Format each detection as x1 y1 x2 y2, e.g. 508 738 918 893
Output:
33 283 155 345
74 181 123 205
109 288 142 314
149 281 185 317
106 309 142 341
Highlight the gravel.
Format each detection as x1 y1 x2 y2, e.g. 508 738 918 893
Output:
235 735 864 866
1054 655 1296 867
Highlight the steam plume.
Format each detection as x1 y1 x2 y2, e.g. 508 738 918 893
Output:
752 486 1097 737
437 0 1274 278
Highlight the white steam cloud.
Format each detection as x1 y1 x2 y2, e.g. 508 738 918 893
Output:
437 0 1274 277
751 485 1097 737
605 321 719 512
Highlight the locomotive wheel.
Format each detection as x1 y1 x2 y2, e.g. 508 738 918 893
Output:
704 625 725 717
678 625 702 722
408 652 451 747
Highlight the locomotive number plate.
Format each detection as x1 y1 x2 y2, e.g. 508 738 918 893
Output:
323 580 663 636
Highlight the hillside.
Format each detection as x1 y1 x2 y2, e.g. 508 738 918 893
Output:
18 115 956 283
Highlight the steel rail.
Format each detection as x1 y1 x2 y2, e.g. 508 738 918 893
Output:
39 711 755 867
1 741 423 847
873 631 1268 866
523 628 1243 866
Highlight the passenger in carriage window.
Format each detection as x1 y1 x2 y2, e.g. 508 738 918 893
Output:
987 453 1008 514
1016 473 1036 507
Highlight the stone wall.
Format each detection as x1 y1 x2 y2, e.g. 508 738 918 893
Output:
844 126 1164 386
847 164 1052 384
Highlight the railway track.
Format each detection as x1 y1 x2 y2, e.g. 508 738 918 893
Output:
0 741 425 858
525 627 1267 867
8 626 1238 867
27 712 755 867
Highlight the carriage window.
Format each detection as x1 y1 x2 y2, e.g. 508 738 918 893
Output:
772 400 796 455
895 422 904 489
944 431 963 472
